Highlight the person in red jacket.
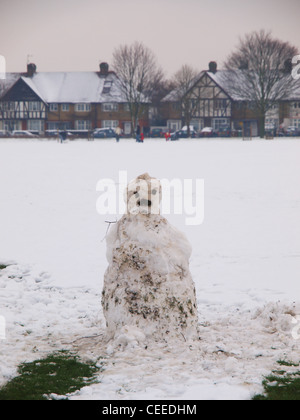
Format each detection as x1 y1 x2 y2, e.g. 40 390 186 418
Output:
165 131 170 141
140 132 144 142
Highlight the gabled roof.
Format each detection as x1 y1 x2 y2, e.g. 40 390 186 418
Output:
162 70 300 103
0 71 129 104
20 76 47 103
162 72 205 102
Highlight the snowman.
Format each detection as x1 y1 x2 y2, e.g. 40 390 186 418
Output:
102 173 199 348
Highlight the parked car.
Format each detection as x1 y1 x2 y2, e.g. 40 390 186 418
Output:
11 130 38 138
170 131 179 141
0 130 10 138
286 126 300 137
93 128 116 139
149 128 163 138
199 127 217 137
265 124 276 137
170 127 198 140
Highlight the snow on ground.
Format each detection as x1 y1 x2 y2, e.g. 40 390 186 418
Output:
0 138 300 400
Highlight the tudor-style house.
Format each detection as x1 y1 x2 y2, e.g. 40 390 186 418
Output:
0 63 150 135
161 62 300 136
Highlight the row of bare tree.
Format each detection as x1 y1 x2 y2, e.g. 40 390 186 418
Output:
112 30 299 137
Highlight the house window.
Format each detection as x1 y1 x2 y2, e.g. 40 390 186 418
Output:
265 118 279 128
47 122 60 130
102 120 119 129
102 81 113 94
28 120 43 132
293 102 300 109
29 102 41 111
49 103 58 112
292 119 300 128
167 120 181 132
102 103 118 112
190 119 204 131
61 104 69 112
0 101 14 111
213 118 230 131
75 103 91 112
214 99 227 110
4 121 21 131
47 122 71 130
75 120 91 130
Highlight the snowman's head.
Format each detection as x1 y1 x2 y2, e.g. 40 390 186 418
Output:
125 173 162 215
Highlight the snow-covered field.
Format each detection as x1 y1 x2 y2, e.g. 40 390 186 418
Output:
0 137 299 400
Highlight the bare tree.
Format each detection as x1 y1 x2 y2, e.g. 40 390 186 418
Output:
172 65 199 137
224 30 298 137
112 41 163 135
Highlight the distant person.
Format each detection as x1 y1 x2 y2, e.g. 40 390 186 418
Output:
136 125 141 142
59 130 67 143
115 126 122 142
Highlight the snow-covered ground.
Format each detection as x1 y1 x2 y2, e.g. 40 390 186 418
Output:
0 137 299 400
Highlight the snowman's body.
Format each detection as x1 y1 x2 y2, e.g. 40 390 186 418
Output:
102 174 199 346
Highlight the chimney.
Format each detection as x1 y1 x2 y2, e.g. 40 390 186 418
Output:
99 62 109 77
27 63 37 77
208 61 217 74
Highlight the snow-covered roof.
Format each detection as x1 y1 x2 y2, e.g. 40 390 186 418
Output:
208 71 300 101
0 72 129 104
207 71 245 101
162 70 300 103
162 72 204 102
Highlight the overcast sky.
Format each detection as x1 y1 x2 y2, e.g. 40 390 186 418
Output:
1 0 299 77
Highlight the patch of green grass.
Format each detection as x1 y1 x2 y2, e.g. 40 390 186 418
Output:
0 351 101 400
253 361 300 400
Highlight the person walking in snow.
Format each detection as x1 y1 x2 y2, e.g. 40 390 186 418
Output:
115 126 122 142
136 125 141 142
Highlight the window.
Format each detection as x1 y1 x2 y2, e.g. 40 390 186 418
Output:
213 118 230 130
265 118 279 127
49 103 58 112
28 120 43 132
75 120 91 130
0 101 14 111
293 102 300 109
4 121 21 131
29 102 42 111
190 119 204 131
167 120 181 132
61 104 69 112
292 119 300 128
102 103 118 112
102 81 113 94
102 120 119 129
214 99 227 110
75 103 91 112
47 122 71 130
